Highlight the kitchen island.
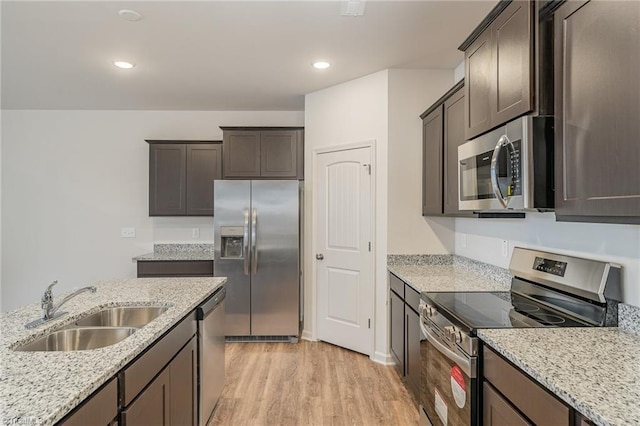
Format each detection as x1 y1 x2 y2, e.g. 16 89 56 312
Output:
0 276 225 425
479 325 640 426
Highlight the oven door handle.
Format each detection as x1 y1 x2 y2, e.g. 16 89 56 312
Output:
490 135 515 208
421 319 474 378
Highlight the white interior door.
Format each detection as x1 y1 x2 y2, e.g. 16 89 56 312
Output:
316 146 373 355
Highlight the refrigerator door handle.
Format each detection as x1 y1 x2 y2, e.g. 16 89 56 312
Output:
251 208 258 275
243 209 250 275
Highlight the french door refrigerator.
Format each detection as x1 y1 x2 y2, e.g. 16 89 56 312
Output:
213 180 300 338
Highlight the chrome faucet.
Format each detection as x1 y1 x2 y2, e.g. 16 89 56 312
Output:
25 281 97 328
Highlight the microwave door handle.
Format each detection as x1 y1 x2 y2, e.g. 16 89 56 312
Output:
490 135 515 208
243 209 250 275
251 208 258 275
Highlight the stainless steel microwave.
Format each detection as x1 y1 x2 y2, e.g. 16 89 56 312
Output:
458 116 554 212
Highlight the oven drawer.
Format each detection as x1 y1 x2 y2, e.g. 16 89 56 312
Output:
483 346 570 426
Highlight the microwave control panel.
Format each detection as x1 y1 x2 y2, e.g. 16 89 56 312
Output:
507 140 522 196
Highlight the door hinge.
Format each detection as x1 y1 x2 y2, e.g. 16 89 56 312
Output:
368 318 371 329
368 242 371 252
363 163 371 175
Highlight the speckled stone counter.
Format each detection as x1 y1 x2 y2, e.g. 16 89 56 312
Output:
0 277 225 426
387 254 511 293
132 243 214 261
478 327 640 426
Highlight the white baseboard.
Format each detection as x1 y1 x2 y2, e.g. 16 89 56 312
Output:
301 329 317 342
371 350 394 365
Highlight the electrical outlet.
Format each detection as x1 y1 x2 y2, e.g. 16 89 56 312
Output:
192 228 200 238
501 240 509 257
121 227 136 238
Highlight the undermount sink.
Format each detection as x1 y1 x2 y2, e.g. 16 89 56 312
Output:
73 306 169 328
14 327 137 352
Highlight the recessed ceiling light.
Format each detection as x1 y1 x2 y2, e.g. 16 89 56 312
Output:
118 9 142 22
312 61 331 70
114 61 135 69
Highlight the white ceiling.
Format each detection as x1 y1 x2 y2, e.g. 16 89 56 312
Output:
1 1 495 111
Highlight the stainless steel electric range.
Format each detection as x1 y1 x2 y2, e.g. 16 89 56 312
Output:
419 248 622 426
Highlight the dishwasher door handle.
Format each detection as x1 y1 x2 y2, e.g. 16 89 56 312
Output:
197 287 226 319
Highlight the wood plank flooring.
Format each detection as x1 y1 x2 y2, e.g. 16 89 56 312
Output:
208 340 419 426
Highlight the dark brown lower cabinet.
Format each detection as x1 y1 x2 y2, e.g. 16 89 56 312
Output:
483 382 530 426
483 346 570 426
390 288 405 376
123 368 171 426
137 260 214 278
60 379 118 426
405 306 421 401
170 337 198 426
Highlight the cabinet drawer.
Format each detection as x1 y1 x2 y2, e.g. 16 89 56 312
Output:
483 381 531 426
60 378 117 426
389 273 404 297
483 346 570 426
404 284 420 313
137 260 213 277
120 312 197 406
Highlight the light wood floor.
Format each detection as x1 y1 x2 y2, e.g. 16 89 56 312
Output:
208 340 419 426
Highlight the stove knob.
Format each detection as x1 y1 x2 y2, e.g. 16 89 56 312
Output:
453 330 463 344
443 326 455 339
422 304 436 318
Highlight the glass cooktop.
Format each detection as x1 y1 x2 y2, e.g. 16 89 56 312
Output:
422 291 589 331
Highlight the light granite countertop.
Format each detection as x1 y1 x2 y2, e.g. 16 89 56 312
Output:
478 327 640 426
387 254 511 293
132 243 214 262
0 277 226 426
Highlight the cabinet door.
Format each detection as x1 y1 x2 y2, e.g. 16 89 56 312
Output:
443 87 467 215
170 337 197 426
465 29 493 140
122 368 171 426
554 0 640 222
260 130 302 178
150 144 187 216
483 382 531 426
390 290 405 376
223 131 261 178
422 106 443 216
186 144 222 215
405 308 421 402
490 0 533 125
61 379 117 426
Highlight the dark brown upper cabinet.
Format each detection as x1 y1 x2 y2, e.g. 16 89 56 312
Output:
554 0 640 224
462 0 534 140
421 106 443 216
443 86 467 216
147 141 222 216
421 81 470 217
221 127 304 179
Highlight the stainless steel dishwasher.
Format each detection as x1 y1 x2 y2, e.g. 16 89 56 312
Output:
197 286 226 426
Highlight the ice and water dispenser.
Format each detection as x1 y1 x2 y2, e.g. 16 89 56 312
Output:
219 226 244 258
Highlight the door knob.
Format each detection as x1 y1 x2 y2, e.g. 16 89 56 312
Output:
316 253 324 260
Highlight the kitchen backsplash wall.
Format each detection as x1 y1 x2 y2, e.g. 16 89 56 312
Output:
1 109 304 311
454 213 640 307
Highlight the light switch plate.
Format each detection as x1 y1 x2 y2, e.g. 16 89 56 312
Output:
121 227 136 238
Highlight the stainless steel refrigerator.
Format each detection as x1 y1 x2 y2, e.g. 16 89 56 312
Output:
213 180 300 338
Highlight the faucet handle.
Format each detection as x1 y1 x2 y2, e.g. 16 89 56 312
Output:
42 280 58 303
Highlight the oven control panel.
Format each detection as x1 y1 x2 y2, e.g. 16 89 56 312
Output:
533 257 567 277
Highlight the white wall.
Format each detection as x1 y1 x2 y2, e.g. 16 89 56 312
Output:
1 110 304 311
454 61 465 83
304 70 389 362
455 214 640 307
387 69 455 254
